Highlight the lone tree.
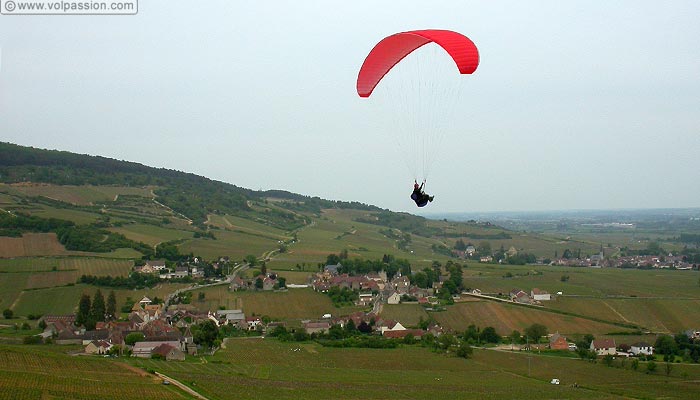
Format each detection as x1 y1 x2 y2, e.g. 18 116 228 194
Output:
2 309 12 319
106 291 117 321
524 323 548 344
76 294 91 326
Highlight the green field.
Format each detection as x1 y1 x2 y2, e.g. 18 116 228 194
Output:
431 299 631 336
110 223 193 247
126 338 700 400
0 345 189 400
9 283 190 317
381 304 429 327
179 229 281 261
194 287 364 321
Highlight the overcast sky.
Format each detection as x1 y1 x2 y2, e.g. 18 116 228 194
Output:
1 1 699 214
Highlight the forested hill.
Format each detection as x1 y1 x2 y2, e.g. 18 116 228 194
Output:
0 142 381 224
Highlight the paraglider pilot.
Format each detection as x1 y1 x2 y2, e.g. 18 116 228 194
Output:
411 180 434 207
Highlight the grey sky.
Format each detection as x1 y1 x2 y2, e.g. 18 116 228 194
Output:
1 1 699 213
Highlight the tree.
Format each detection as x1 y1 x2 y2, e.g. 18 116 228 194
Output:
479 327 500 344
646 360 657 374
510 330 521 350
524 323 548 344
89 289 106 324
244 254 257 267
603 354 614 367
477 241 491 257
456 342 473 358
654 335 678 358
2 309 13 319
344 319 357 335
357 321 372 334
193 320 219 348
255 277 263 290
198 292 206 302
106 291 117 321
76 294 91 326
125 332 145 346
665 361 673 376
631 358 639 371
277 277 286 288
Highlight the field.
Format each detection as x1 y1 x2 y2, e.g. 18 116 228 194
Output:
178 229 282 261
462 263 700 298
0 234 141 259
0 233 70 258
8 283 190 317
4 184 152 206
431 300 631 336
380 304 429 327
194 287 364 321
0 345 189 400
109 223 193 247
206 214 292 241
269 209 444 270
127 338 700 400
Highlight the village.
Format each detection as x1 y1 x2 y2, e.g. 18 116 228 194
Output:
31 257 700 363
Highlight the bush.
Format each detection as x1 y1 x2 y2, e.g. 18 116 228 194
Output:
23 336 42 345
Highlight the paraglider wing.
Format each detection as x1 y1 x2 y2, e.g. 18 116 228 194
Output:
356 29 479 98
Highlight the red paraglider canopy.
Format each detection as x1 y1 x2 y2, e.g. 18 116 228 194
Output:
356 29 479 98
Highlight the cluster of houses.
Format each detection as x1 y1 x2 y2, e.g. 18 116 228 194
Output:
310 264 440 307
605 254 695 270
509 288 552 304
134 259 206 279
548 333 655 357
301 310 443 340
39 297 201 361
228 273 283 292
552 253 695 270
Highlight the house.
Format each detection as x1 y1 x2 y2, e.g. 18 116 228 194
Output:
465 245 476 256
229 276 246 291
509 289 531 304
531 288 551 301
379 320 406 334
391 275 411 294
387 292 401 305
630 342 654 356
548 333 568 350
152 343 186 361
471 289 482 295
324 264 341 275
246 317 262 331
304 321 331 335
263 276 276 291
172 265 189 278
132 341 182 358
591 338 616 356
145 260 167 271
216 310 245 327
479 256 493 263
85 340 112 355
357 292 374 306
383 329 425 339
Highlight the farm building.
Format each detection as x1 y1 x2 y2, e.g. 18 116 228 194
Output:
531 288 551 301
548 333 569 350
591 339 617 356
630 342 654 356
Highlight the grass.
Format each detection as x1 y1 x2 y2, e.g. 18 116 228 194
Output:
193 287 364 320
431 300 632 336
125 338 700 400
10 283 190 317
380 304 429 327
109 223 193 247
178 229 281 261
6 184 151 206
0 345 189 400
